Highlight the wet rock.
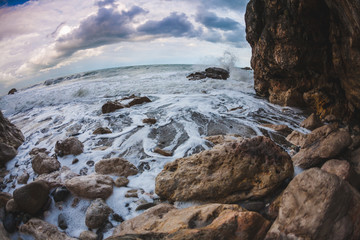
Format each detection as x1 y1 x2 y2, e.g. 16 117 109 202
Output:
52 186 70 202
125 189 142 198
324 114 338 123
36 166 79 188
5 199 20 213
32 152 61 175
95 158 138 177
17 171 29 184
102 101 125 114
0 192 12 208
7 88 17 95
300 113 323 130
79 167 88 175
71 198 80 208
135 202 156 211
3 212 19 233
20 218 76 240
85 198 113 229
204 134 243 145
114 176 129 188
142 118 157 125
262 124 292 134
187 68 229 81
127 96 151 107
156 136 293 203
266 168 360 240
72 158 79 164
13 180 50 215
93 127 112 135
79 231 98 240
111 213 124 222
137 162 150 173
0 111 24 165
186 72 206 80
321 159 360 188
154 147 172 157
58 213 68 230
86 160 95 167
29 147 48 156
55 137 84 156
65 174 113 199
286 130 307 147
292 124 352 168
110 203 270 240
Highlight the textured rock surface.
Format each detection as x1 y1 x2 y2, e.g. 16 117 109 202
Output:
0 111 24 165
36 166 79 188
93 127 112 134
102 101 125 114
55 137 84 156
286 130 307 147
32 152 61 175
266 168 360 240
13 180 50 215
95 158 138 177
85 198 113 229
187 67 230 81
322 159 360 188
245 0 360 119
65 174 113 199
156 136 293 203
79 231 98 240
17 171 29 184
300 113 323 130
292 124 352 168
110 203 270 240
20 218 76 240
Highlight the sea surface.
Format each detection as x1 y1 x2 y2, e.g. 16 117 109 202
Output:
0 64 308 239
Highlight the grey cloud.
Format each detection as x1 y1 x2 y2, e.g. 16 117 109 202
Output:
196 10 240 31
97 0 116 8
201 0 248 11
137 12 197 37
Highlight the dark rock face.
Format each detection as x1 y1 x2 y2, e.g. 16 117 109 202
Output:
245 0 360 119
0 111 24 165
187 67 230 80
7 88 17 95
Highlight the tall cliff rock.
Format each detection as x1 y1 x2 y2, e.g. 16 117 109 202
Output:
245 0 360 120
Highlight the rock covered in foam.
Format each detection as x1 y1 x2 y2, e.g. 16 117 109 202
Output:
55 137 84 157
95 158 138 177
155 136 293 203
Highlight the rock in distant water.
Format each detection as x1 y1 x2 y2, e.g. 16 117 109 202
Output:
0 111 24 165
20 218 76 240
187 67 229 80
65 174 113 199
245 0 360 119
7 88 17 95
31 152 61 175
13 180 50 215
102 96 152 114
95 158 138 177
55 137 84 156
85 198 113 229
110 203 270 240
102 101 125 114
127 96 151 107
155 136 293 203
266 168 360 240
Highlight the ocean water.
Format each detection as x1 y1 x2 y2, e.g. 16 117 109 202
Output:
0 64 308 239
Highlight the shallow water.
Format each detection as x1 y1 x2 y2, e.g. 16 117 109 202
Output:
0 64 308 239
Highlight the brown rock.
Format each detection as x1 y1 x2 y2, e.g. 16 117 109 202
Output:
127 96 151 107
55 137 84 156
350 147 360 174
114 177 129 188
17 171 30 184
300 113 323 130
0 143 17 166
93 127 112 135
85 198 113 229
102 101 125 114
110 203 270 240
155 136 293 203
5 199 19 213
262 124 291 133
154 147 173 157
0 192 11 208
13 180 50 215
79 231 98 240
286 130 307 147
204 134 243 145
32 152 61 175
29 147 48 156
65 174 113 199
322 159 360 189
292 125 352 168
142 118 157 124
7 88 17 95
20 218 76 240
265 168 360 240
95 158 138 177
36 166 79 188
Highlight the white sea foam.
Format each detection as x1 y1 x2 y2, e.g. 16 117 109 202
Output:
0 64 307 239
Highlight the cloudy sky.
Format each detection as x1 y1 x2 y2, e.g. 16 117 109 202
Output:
0 0 250 94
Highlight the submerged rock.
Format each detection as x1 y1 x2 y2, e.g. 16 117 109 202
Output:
13 180 50 215
20 218 76 240
31 152 61 175
155 136 293 203
55 137 84 156
266 168 360 240
110 203 270 240
85 198 113 229
93 127 112 135
102 101 125 114
65 174 113 199
95 158 138 177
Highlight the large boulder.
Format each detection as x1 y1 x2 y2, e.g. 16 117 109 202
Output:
0 111 24 165
300 113 323 130
13 180 50 215
266 168 360 239
292 124 352 168
155 136 293 203
95 158 138 177
110 203 270 240
187 67 230 81
65 174 113 199
32 152 61 175
36 166 79 188
85 198 113 229
20 218 76 240
55 137 84 156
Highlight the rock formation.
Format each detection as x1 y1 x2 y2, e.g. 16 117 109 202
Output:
245 0 360 120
